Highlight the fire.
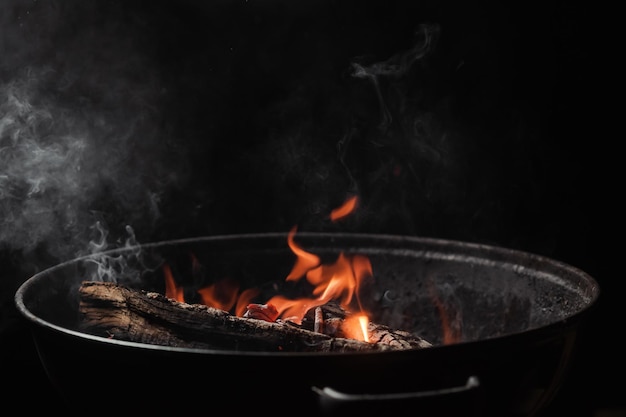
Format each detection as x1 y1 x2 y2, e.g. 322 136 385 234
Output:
342 314 370 342
197 277 239 312
329 194 358 221
266 226 373 329
163 263 184 302
162 195 374 342
285 225 320 281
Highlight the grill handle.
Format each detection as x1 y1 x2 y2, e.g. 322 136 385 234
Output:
312 375 482 417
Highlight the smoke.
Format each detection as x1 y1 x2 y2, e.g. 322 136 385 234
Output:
0 0 578 336
0 0 189 268
351 23 439 128
229 20 455 235
0 0 543 279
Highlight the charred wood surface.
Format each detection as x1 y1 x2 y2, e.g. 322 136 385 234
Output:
78 281 432 352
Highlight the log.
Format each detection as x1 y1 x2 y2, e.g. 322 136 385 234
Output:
78 281 432 353
305 302 432 350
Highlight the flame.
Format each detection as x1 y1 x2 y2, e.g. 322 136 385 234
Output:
235 287 261 317
329 195 358 221
285 226 320 281
197 277 240 312
267 236 373 330
163 239 373 340
342 314 370 342
162 195 375 342
163 263 184 302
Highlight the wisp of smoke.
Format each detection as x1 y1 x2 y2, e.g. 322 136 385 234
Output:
0 0 189 269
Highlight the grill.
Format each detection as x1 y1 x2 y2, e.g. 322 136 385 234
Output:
0 1 616 416
15 232 598 417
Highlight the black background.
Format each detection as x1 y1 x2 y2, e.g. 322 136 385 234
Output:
0 0 619 415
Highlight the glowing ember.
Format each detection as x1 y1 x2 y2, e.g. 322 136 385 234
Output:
243 303 279 321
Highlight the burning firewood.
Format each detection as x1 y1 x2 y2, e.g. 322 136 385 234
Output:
244 301 433 350
299 302 432 350
243 303 280 321
78 281 432 352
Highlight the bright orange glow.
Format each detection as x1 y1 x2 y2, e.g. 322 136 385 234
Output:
163 263 184 302
197 277 240 312
351 254 373 311
286 226 320 281
244 302 279 321
235 287 261 317
162 200 377 343
329 195 358 221
263 295 320 324
267 243 373 328
341 314 370 342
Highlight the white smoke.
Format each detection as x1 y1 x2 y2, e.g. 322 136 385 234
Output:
1 69 88 253
351 23 440 129
0 0 189 266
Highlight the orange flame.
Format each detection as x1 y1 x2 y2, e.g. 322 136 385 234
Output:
342 314 370 342
162 195 375 342
267 232 373 333
329 195 358 221
163 263 184 302
235 287 261 317
285 226 320 281
197 277 240 312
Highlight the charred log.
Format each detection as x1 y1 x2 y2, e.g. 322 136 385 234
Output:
301 302 432 350
78 281 432 352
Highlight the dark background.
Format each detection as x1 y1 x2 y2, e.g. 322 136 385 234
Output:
1 0 618 415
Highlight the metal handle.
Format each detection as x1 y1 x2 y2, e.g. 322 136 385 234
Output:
312 376 481 416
